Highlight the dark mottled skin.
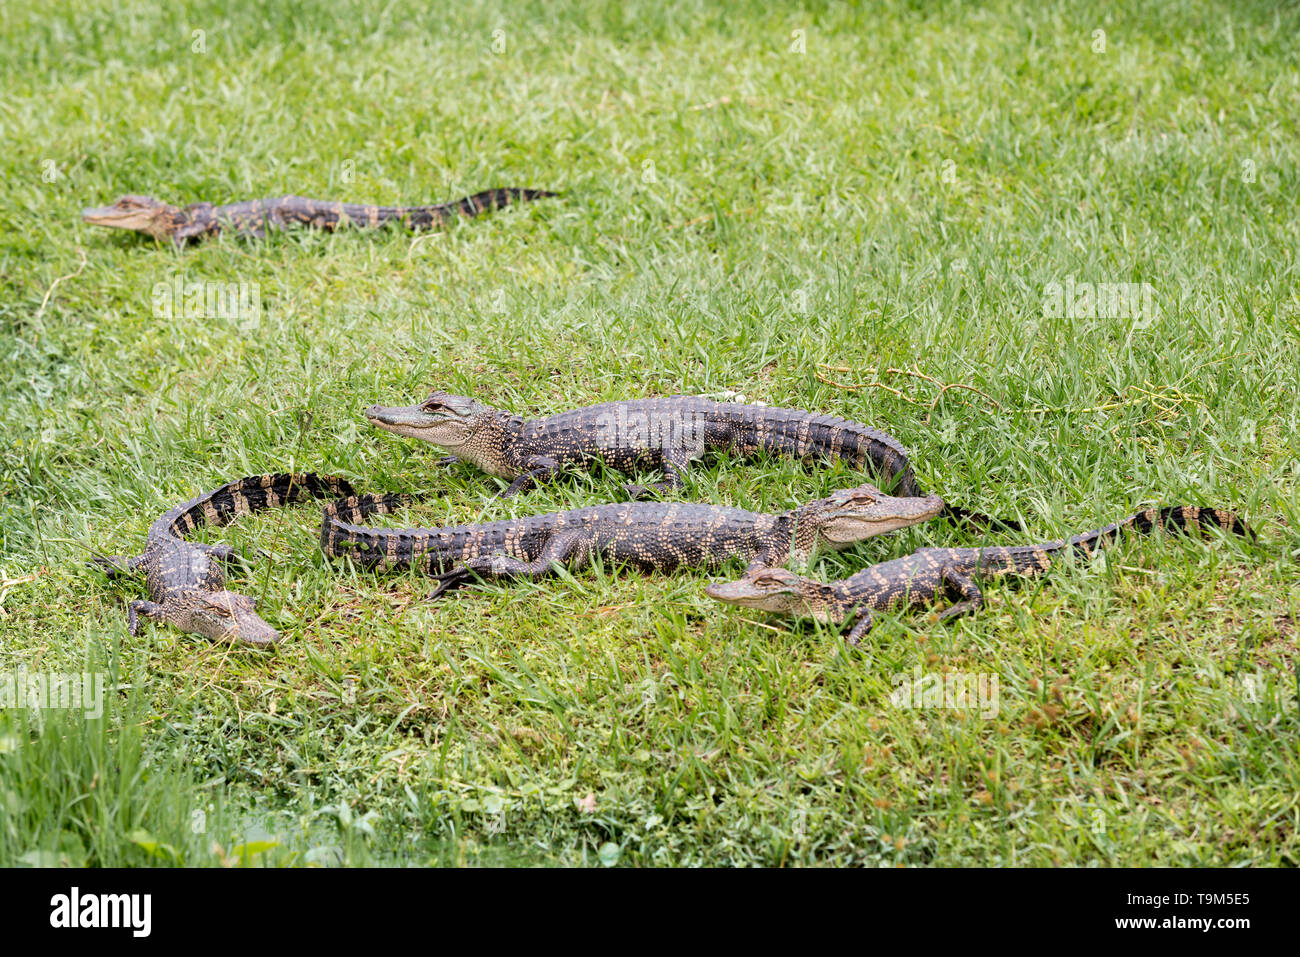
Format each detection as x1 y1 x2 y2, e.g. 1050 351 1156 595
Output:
365 392 1016 528
321 482 944 597
706 506 1251 644
82 188 556 244
93 474 357 645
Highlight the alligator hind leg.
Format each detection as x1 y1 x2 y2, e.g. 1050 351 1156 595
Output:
932 569 984 622
430 530 595 599
625 448 692 499
428 567 476 600
197 544 238 562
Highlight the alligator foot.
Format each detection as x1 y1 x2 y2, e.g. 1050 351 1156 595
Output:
624 458 687 500
127 599 165 636
428 567 476 600
944 504 1023 532
623 481 676 500
90 554 141 579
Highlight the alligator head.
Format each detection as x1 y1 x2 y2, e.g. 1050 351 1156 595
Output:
365 391 519 475
705 567 837 621
365 390 495 444
173 589 280 646
82 195 185 239
795 483 944 548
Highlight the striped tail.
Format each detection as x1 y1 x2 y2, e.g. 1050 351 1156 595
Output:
990 505 1249 576
712 402 924 497
1065 505 1251 557
319 490 421 556
400 188 558 228
152 474 358 539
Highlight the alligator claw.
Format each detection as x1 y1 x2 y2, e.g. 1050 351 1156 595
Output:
428 567 475 600
624 482 670 500
944 505 1022 532
89 555 137 579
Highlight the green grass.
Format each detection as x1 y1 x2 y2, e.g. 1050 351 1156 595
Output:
1 0 1297 866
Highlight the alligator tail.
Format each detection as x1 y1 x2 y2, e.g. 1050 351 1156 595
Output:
1002 505 1251 570
1065 505 1251 555
318 490 422 557
320 490 417 526
400 188 558 228
154 473 358 539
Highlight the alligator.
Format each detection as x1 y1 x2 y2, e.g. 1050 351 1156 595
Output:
705 506 1251 644
92 473 357 645
321 482 945 597
82 188 556 244
364 392 1015 528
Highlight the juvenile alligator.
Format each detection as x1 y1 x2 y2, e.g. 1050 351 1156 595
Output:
321 482 944 597
93 473 356 645
706 506 1250 644
82 188 556 244
365 392 1014 528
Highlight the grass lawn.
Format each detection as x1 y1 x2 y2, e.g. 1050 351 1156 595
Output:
1 0 1297 866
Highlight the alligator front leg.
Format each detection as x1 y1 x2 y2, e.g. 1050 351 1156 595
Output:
845 608 876 646
496 456 561 498
172 219 224 244
90 554 144 579
198 543 267 566
942 504 1023 533
127 599 167 636
743 543 786 574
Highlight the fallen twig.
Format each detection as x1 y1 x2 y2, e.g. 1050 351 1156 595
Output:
34 247 87 321
816 364 1001 422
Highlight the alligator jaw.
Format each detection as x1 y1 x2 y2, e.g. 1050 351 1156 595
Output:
704 569 833 619
228 616 281 646
703 578 788 607
813 488 946 545
364 402 480 451
366 402 434 428
82 195 178 239
365 403 445 441
82 204 148 230
184 590 282 646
